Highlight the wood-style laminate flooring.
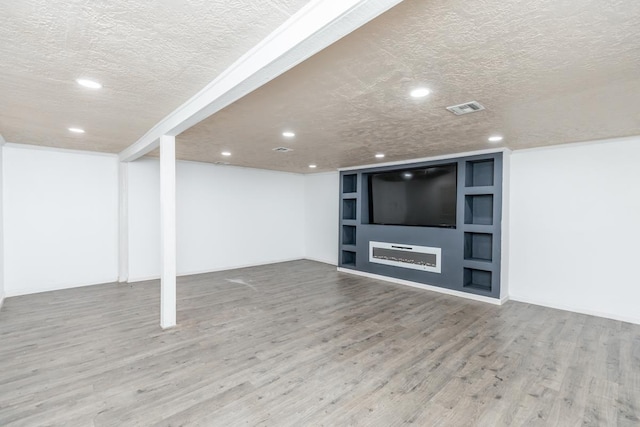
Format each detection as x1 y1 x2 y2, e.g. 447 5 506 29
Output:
1 260 639 426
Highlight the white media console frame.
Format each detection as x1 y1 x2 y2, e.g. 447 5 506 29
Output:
369 241 442 273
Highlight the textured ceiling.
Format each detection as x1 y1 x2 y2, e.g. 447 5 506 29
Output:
0 0 309 152
2 0 640 173
176 0 640 173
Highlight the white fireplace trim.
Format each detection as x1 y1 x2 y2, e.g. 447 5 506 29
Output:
369 241 442 273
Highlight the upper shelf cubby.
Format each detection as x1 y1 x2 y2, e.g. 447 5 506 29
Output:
342 174 357 194
465 159 494 187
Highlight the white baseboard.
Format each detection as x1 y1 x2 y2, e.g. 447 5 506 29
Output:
127 257 306 283
304 256 338 266
337 268 506 306
179 257 304 277
509 295 640 325
125 274 161 283
4 277 119 298
4 258 318 295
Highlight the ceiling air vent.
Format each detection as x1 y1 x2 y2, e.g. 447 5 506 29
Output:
446 101 485 115
272 147 293 153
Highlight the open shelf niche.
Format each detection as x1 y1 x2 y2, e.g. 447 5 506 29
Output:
342 199 357 220
341 250 357 267
463 268 492 291
464 232 493 262
342 174 357 194
342 225 357 246
339 173 360 269
465 159 495 187
464 194 494 225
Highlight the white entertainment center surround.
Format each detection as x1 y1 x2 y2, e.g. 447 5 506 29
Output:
369 241 441 273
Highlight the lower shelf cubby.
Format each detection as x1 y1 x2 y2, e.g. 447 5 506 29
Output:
342 225 356 246
341 250 356 267
463 268 492 292
464 232 493 262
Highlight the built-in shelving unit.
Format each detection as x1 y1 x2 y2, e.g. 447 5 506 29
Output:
339 173 359 269
461 158 499 296
338 152 503 300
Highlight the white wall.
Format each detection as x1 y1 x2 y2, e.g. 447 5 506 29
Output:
4 135 640 327
127 158 160 280
304 172 339 265
509 137 640 324
499 150 511 301
128 159 306 281
3 145 119 296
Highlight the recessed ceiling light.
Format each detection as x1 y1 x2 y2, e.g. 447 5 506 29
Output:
410 87 431 98
76 79 102 89
282 131 295 138
68 127 85 133
488 135 504 143
221 151 231 156
309 164 317 169
375 153 385 159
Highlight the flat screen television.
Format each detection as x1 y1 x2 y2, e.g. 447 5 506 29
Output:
368 163 457 227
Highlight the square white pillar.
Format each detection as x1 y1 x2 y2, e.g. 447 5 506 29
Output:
160 135 177 329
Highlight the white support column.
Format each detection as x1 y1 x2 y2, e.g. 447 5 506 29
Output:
118 162 129 283
160 135 177 329
0 135 5 308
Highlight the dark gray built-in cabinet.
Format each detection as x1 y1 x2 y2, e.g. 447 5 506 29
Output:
338 153 503 299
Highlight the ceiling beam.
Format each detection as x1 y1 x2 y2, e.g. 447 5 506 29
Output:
118 0 404 162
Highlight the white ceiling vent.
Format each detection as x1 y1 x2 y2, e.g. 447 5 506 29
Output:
272 147 293 152
446 101 485 115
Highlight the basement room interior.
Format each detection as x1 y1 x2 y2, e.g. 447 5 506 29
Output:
1 0 639 425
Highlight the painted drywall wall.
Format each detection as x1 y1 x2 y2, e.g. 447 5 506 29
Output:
499 150 511 301
128 159 306 281
3 145 119 296
304 172 339 265
176 161 305 275
127 158 161 281
508 137 640 324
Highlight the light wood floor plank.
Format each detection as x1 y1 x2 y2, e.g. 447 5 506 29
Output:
1 260 639 426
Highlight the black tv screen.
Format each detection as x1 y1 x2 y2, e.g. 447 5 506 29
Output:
368 164 457 227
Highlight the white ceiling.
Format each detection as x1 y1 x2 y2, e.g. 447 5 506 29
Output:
2 0 640 173
0 0 309 152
